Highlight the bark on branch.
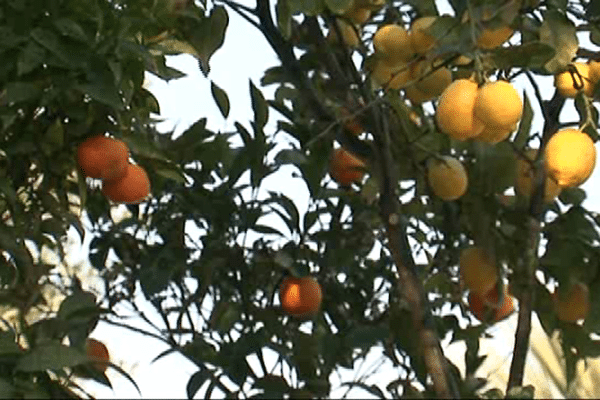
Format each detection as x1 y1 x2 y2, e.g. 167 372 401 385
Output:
506 91 564 391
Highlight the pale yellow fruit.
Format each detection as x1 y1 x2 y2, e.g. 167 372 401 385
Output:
343 6 371 25
436 79 485 140
373 24 415 65
544 128 596 187
553 282 590 323
473 80 523 130
410 16 437 54
554 63 594 98
387 66 411 90
477 26 514 49
515 149 562 203
459 246 498 294
427 156 468 200
454 55 473 66
327 19 360 48
370 60 398 87
412 60 452 98
476 124 515 144
588 60 600 84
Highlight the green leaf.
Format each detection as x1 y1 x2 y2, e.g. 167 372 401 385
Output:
53 18 88 43
324 0 353 14
513 93 533 149
558 187 586 206
5 81 42 103
17 41 46 76
249 80 269 130
491 42 555 71
276 0 292 39
210 81 230 119
16 343 88 371
187 368 211 399
30 27 87 68
289 0 325 15
186 6 229 76
539 9 578 74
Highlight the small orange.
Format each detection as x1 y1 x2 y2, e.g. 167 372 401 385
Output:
279 276 323 318
102 164 151 204
77 135 129 181
85 338 109 372
468 286 515 322
553 282 590 323
329 148 366 186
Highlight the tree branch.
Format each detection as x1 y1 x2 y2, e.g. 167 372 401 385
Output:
506 89 564 391
252 1 459 397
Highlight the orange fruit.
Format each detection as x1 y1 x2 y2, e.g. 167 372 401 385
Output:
85 338 109 372
279 276 323 318
77 135 129 181
553 282 590 323
476 25 514 49
373 24 415 65
459 246 498 294
468 285 515 322
102 164 151 204
436 79 485 140
554 63 595 98
427 156 468 201
473 80 523 131
329 148 366 186
410 16 437 54
544 128 596 187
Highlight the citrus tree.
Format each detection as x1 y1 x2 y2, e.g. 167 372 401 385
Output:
2 0 600 398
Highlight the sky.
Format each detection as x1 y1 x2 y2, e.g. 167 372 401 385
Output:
65 1 600 398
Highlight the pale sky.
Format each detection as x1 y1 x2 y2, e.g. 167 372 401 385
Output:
71 1 600 398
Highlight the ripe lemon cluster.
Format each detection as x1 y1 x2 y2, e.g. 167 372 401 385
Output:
279 276 323 318
437 79 522 144
327 0 383 48
77 135 151 204
370 18 452 103
554 60 600 98
459 246 515 323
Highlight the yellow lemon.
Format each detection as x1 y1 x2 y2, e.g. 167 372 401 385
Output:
477 25 514 49
459 246 498 294
427 156 468 200
554 63 595 98
410 16 437 54
544 128 596 187
436 79 485 140
476 124 515 144
474 80 523 130
373 24 415 65
515 149 562 203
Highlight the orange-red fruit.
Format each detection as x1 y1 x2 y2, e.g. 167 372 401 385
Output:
77 136 129 181
279 276 323 318
468 286 515 322
553 282 590 323
85 338 109 372
329 148 366 186
102 164 151 204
